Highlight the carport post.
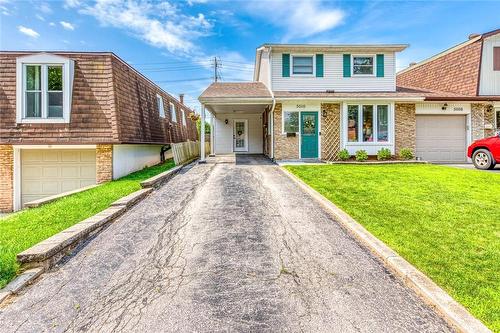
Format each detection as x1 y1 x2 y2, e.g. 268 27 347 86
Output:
200 104 206 162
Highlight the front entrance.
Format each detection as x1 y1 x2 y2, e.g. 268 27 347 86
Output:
233 119 248 152
301 112 319 158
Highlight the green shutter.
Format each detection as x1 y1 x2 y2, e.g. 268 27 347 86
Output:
343 54 351 77
282 54 290 77
376 54 384 77
315 54 324 77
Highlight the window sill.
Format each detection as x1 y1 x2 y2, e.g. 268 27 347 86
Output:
18 118 69 124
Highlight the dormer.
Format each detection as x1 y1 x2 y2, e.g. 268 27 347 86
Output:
16 53 75 123
254 44 408 93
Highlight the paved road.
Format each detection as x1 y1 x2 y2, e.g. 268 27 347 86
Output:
0 156 453 332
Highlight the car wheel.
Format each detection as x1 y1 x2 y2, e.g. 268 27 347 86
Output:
472 149 493 170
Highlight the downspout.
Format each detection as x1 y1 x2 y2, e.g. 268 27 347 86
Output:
266 46 276 160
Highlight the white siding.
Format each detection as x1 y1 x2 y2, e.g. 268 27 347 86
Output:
479 34 500 95
214 113 263 154
271 52 396 92
112 144 166 179
257 49 271 89
416 103 471 115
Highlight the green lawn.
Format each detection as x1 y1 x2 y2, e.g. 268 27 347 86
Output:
0 160 175 289
285 164 500 332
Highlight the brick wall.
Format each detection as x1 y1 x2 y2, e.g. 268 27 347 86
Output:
96 144 113 183
0 145 13 212
397 40 482 96
395 103 416 155
320 103 341 161
273 103 299 160
471 103 496 140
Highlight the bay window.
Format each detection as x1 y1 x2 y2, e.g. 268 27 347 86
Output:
346 104 391 143
16 53 74 123
283 111 299 133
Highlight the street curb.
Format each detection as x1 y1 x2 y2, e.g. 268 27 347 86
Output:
110 188 153 208
140 158 197 188
279 166 491 333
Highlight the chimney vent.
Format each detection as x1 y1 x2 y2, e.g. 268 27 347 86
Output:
469 33 480 40
179 94 184 104
409 62 417 67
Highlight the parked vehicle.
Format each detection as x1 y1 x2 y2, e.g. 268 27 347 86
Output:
467 133 500 170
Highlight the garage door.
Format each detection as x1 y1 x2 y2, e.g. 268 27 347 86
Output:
21 149 96 205
416 115 467 163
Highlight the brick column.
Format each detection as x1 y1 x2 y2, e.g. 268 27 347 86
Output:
96 144 113 183
0 145 14 212
273 103 300 160
395 103 416 155
471 103 495 140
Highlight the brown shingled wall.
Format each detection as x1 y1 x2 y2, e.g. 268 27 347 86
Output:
397 40 482 96
0 53 118 144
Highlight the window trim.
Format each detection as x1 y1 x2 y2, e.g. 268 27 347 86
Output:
495 108 500 129
282 110 300 134
169 101 177 122
351 54 376 77
156 94 165 118
181 108 187 126
291 54 315 77
344 103 393 144
16 53 74 124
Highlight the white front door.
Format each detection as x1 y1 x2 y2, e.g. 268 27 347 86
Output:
233 119 248 152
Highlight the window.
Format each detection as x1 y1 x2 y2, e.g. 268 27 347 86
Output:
347 104 390 143
347 105 359 142
495 108 500 130
156 95 165 118
181 108 186 126
169 102 177 122
494 47 500 71
292 56 313 75
17 53 74 123
353 56 374 75
283 111 299 133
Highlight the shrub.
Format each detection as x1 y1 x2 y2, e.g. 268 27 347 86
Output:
399 148 414 160
355 150 368 162
377 148 392 161
338 149 350 161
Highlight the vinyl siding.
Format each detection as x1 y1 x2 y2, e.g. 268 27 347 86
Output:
213 113 263 154
271 52 396 92
479 34 500 95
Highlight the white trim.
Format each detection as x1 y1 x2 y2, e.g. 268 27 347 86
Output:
16 53 74 124
277 97 424 102
233 119 249 152
13 144 97 149
200 104 206 161
351 54 376 77
181 108 187 126
291 54 315 77
169 101 177 122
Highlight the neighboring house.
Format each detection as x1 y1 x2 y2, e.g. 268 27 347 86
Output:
198 30 500 164
397 29 500 162
0 51 198 212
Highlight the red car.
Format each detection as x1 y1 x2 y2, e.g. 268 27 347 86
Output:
467 133 500 170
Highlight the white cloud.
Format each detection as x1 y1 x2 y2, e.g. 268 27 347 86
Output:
38 2 52 14
64 0 81 8
60 21 75 30
245 0 344 41
49 22 56 26
17 25 40 38
78 0 213 55
36 13 45 21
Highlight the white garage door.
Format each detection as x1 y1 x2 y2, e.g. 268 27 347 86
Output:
416 115 467 163
21 149 97 205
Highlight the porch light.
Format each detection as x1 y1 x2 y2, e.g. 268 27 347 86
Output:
442 103 448 110
225 119 229 124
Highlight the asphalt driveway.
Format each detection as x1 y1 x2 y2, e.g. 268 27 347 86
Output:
0 155 453 332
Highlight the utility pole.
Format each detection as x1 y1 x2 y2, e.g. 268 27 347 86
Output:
213 56 218 82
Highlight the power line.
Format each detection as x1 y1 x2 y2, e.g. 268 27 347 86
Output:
155 77 212 83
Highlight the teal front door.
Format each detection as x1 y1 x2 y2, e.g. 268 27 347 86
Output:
301 112 319 158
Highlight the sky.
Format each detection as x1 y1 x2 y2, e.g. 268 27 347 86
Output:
1 0 499 111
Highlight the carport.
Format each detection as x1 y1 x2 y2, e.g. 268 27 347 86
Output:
198 82 273 160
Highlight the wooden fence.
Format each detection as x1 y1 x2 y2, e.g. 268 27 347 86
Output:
171 141 210 165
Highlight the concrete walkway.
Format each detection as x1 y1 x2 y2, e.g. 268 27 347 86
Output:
0 156 453 332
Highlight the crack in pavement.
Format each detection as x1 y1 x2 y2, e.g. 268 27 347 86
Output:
0 156 454 333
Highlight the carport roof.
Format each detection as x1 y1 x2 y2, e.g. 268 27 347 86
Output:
199 82 272 101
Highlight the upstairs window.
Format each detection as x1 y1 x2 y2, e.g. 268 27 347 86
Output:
494 47 500 71
156 94 165 118
16 53 74 123
292 56 313 75
169 102 177 122
181 108 187 126
352 56 374 75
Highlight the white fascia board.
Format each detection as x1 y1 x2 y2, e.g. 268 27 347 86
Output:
276 97 424 102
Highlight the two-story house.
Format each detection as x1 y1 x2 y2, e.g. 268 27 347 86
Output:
397 29 500 161
198 32 499 163
0 51 198 213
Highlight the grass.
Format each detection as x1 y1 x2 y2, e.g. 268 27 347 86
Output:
0 159 175 289
285 164 500 332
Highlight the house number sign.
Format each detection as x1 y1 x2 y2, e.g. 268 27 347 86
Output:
296 104 306 109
